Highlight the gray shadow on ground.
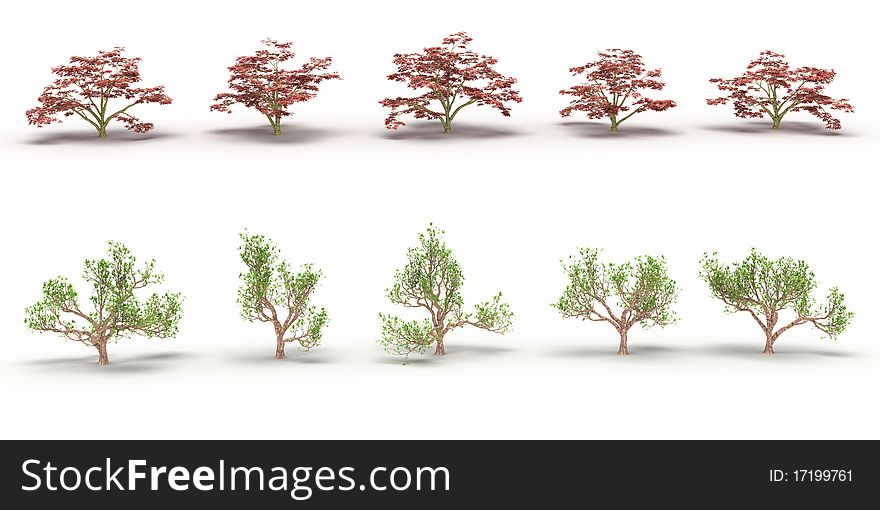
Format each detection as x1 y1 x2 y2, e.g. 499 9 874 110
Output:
699 343 856 359
448 344 516 355
700 120 853 136
23 130 179 145
226 349 334 365
558 121 680 138
381 122 523 141
207 125 337 143
21 351 191 373
377 343 515 366
548 344 682 359
379 356 440 366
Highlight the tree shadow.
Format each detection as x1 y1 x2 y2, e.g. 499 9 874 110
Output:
700 120 853 137
548 344 681 359
377 354 440 366
207 124 337 144
23 130 180 145
381 122 523 141
699 343 856 359
224 349 334 365
21 351 192 373
376 343 514 366
448 344 516 355
558 121 680 138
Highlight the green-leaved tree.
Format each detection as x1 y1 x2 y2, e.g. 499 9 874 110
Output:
379 225 513 359
237 232 329 360
700 249 853 354
24 241 183 365
553 248 678 355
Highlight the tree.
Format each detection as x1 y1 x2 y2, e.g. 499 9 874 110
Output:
26 48 172 138
211 39 340 136
380 32 523 134
707 50 854 130
237 232 329 360
700 249 853 354
379 225 513 359
553 248 678 355
24 242 183 365
559 49 676 132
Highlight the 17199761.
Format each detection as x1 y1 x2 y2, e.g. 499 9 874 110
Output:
770 469 853 482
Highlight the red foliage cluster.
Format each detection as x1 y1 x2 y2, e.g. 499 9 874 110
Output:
707 51 854 130
25 48 171 137
24 43 857 137
559 49 676 132
380 32 522 133
211 39 340 135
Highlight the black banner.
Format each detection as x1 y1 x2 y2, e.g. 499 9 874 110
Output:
1 440 874 506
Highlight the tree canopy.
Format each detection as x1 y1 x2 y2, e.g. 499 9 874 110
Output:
212 39 340 136
379 224 513 358
26 48 172 137
380 32 522 133
237 231 329 359
554 248 678 355
700 249 852 353
707 50 854 130
560 49 676 132
24 241 183 365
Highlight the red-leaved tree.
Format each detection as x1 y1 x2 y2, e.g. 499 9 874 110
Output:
211 39 340 136
707 51 854 130
26 48 171 138
380 32 522 134
559 49 676 132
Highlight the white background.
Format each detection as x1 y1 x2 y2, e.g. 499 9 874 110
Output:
1 0 877 439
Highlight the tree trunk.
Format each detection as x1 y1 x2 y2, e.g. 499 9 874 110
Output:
762 332 775 354
609 115 619 133
98 125 108 138
771 117 781 130
96 342 109 365
441 118 453 134
272 116 282 136
617 329 629 355
434 335 446 355
274 334 287 360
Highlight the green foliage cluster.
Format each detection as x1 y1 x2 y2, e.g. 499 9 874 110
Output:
700 249 852 352
237 232 329 358
24 241 183 364
21 236 855 364
553 248 678 354
379 224 513 358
